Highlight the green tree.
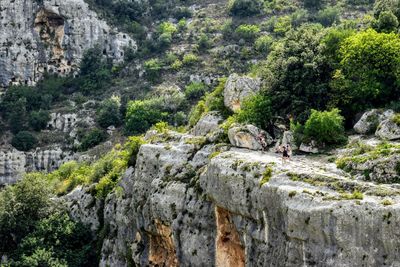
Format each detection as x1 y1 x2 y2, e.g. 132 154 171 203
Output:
236 93 273 130
125 99 166 134
0 174 51 254
373 10 399 32
303 109 347 145
29 110 50 131
259 24 332 122
96 97 123 128
228 0 262 17
11 131 38 151
78 128 108 151
332 29 400 117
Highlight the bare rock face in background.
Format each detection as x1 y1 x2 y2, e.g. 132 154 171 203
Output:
223 74 261 112
354 109 394 135
0 0 136 88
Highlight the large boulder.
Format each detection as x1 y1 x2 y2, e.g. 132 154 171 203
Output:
223 74 261 112
191 112 223 136
299 140 319 154
228 124 273 150
354 109 394 134
376 115 400 140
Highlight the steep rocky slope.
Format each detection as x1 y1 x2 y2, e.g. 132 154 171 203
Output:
63 125 400 266
0 0 135 88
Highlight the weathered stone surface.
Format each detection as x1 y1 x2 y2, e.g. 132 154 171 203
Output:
228 124 273 150
63 185 101 232
191 111 223 136
0 0 136 88
354 109 394 134
200 149 400 267
376 117 400 140
299 140 319 154
223 74 261 112
66 129 400 267
0 147 80 185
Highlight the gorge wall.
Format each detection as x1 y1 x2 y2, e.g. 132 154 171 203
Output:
63 129 400 267
0 0 135 88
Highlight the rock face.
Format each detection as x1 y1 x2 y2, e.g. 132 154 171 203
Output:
223 74 261 112
376 117 400 140
299 140 319 154
191 111 223 136
228 124 273 151
0 147 79 185
92 132 400 267
0 0 136 88
354 109 394 135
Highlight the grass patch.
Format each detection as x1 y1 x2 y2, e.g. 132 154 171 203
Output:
259 165 273 187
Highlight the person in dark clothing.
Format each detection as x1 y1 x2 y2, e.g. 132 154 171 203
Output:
281 145 291 164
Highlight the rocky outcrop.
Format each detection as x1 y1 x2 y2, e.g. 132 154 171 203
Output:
223 74 261 112
0 0 136 88
60 128 400 267
228 124 273 151
299 140 319 154
354 109 394 135
191 111 223 136
0 147 80 185
376 116 400 140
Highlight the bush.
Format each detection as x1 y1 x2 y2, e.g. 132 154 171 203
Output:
235 24 260 41
255 35 273 54
228 0 262 17
316 6 341 26
78 128 108 151
373 10 399 32
236 93 273 130
274 16 292 35
332 29 400 118
182 53 199 65
29 110 50 131
12 131 38 151
188 100 207 127
144 58 163 81
96 97 122 128
185 82 207 100
125 99 166 134
303 109 347 146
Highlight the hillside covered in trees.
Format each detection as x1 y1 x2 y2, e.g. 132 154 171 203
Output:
1 0 400 266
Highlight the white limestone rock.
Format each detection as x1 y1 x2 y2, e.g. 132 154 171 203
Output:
376 116 400 140
228 124 273 150
223 74 261 112
191 111 223 136
354 109 394 134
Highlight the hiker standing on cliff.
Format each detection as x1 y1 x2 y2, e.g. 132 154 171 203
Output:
281 145 291 164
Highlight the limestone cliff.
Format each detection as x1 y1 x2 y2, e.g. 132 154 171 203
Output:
0 0 136 88
63 128 400 267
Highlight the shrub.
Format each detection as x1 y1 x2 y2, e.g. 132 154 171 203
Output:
373 10 399 33
255 35 273 54
144 58 163 81
333 29 400 117
316 6 341 26
78 128 108 151
303 109 347 146
182 53 199 65
236 93 273 130
274 16 292 35
185 82 207 100
12 131 38 151
188 100 207 127
235 24 260 41
96 96 122 128
125 99 166 134
228 0 262 17
29 110 50 131
260 166 273 186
